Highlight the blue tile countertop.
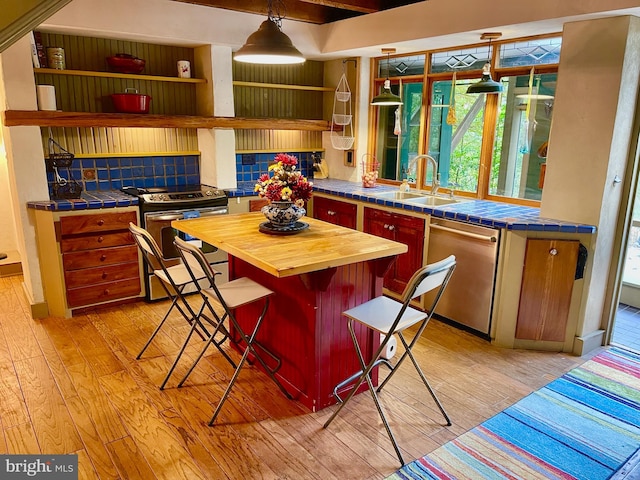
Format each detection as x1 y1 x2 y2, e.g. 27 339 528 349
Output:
27 190 138 211
311 179 596 233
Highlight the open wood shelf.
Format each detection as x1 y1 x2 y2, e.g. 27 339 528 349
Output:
34 68 206 84
3 110 331 131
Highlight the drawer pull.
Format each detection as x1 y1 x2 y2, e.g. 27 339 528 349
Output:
549 248 558 256
101 272 108 279
328 210 336 216
97 219 105 226
104 289 110 295
97 236 104 243
100 254 107 261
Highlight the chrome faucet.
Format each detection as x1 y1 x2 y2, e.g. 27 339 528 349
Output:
408 155 440 195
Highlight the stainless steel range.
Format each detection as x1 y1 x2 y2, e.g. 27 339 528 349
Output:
122 185 229 301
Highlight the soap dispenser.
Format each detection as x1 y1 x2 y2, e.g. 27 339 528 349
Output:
399 179 410 192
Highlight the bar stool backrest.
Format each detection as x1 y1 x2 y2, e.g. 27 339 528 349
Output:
402 254 456 314
173 236 217 287
129 222 177 287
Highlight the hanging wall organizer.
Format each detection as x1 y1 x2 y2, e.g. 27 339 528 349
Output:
331 60 355 150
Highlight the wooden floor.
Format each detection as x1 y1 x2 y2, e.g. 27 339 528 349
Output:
0 274 591 479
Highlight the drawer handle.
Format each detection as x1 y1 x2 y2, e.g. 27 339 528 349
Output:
97 236 104 243
100 254 107 261
97 219 105 226
549 248 558 256
101 272 108 279
328 210 336 216
104 289 110 295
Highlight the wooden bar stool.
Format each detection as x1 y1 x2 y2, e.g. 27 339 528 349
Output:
323 255 456 466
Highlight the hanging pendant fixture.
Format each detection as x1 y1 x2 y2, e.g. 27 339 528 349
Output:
467 33 503 94
371 48 403 106
234 0 305 65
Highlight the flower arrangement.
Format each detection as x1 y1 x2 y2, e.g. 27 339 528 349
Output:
254 153 313 206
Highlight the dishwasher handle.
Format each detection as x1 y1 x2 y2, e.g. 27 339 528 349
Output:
430 223 497 243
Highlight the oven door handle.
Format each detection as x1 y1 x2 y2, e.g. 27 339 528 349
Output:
147 213 184 222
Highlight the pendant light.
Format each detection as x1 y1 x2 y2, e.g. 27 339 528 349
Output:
371 48 403 106
467 33 503 94
516 68 555 100
234 0 305 65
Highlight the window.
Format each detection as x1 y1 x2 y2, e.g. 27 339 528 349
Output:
489 72 556 201
371 35 561 204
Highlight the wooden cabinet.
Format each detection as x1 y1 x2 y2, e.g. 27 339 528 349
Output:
515 238 580 342
312 196 357 229
59 211 141 309
363 207 425 294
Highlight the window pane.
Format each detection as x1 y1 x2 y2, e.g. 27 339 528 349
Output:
377 55 426 77
489 73 556 200
426 79 487 193
375 81 423 181
498 37 562 68
431 46 492 73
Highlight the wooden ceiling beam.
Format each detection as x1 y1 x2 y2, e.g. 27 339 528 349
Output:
171 0 340 24
296 0 381 14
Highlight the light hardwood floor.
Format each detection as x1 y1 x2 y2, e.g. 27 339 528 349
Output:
0 274 591 479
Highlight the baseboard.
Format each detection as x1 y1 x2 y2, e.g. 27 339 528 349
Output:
19 281 49 319
0 250 22 277
573 329 605 356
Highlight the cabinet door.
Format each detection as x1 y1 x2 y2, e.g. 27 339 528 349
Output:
363 207 425 294
313 196 357 229
515 239 579 342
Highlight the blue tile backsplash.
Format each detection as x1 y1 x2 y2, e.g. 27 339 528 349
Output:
47 155 200 195
235 151 313 184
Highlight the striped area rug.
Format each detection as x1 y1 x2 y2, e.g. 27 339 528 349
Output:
387 347 640 480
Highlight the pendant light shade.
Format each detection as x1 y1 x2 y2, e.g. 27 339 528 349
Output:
467 33 503 95
234 1 305 65
467 62 503 94
371 79 403 106
371 48 403 106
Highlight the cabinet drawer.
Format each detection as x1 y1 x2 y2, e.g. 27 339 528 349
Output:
66 278 141 308
64 262 140 289
61 231 133 252
60 211 137 235
63 245 138 270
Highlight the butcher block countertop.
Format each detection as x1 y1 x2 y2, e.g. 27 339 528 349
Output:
172 212 407 278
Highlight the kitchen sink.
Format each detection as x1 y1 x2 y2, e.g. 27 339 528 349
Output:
404 195 461 206
372 191 428 200
373 190 461 206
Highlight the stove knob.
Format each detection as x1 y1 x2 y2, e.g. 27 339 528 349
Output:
205 190 213 196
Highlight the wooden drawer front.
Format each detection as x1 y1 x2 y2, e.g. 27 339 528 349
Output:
63 245 138 270
66 278 141 308
60 211 137 235
61 231 133 252
64 262 140 289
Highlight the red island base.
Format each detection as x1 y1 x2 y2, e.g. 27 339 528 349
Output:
229 255 394 412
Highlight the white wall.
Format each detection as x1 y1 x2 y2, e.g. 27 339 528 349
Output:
0 127 18 253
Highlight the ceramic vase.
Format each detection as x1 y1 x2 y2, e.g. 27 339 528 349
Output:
261 201 306 228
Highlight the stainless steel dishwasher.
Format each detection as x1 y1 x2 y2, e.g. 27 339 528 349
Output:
426 218 500 336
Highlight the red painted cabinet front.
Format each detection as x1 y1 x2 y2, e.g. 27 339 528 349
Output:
312 196 357 229
363 207 425 294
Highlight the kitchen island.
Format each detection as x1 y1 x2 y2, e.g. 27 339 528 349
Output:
172 212 407 411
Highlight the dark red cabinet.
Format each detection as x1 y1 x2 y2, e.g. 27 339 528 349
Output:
312 196 357 229
363 207 425 294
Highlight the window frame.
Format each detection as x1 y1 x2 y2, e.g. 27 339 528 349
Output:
369 33 561 207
